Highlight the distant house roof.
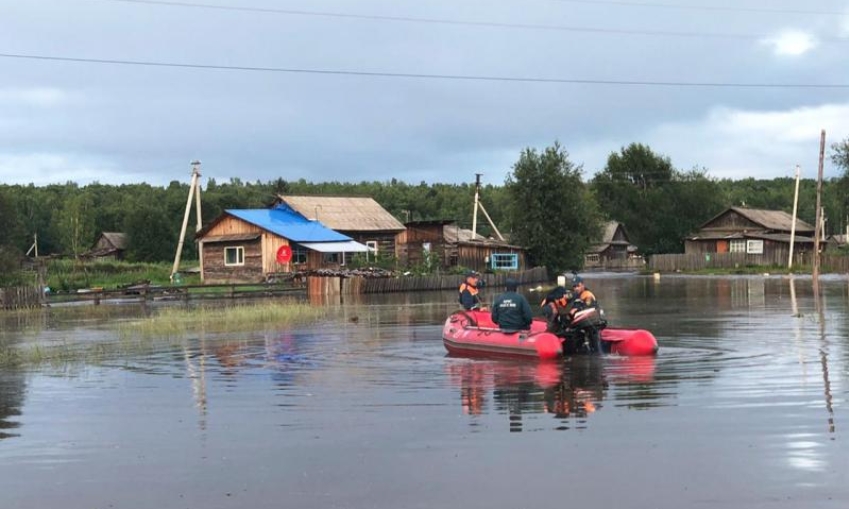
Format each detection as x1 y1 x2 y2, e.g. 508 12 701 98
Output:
92 232 127 250
699 207 815 233
827 234 848 245
443 223 523 249
275 195 405 232
587 221 636 254
197 206 352 243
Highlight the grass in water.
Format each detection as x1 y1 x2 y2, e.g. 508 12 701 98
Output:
118 301 325 339
1 302 326 367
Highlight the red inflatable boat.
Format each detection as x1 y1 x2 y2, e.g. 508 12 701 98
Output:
442 309 658 360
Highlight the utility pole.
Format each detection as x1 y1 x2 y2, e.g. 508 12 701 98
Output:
472 173 481 239
470 173 505 241
171 160 203 283
813 131 825 285
788 165 801 269
26 232 38 258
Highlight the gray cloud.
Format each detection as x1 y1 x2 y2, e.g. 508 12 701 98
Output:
1 0 847 186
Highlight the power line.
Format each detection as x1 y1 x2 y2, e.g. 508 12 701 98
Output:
2 52 848 88
99 0 848 41
547 0 846 16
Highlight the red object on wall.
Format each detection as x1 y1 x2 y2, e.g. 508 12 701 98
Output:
276 245 292 263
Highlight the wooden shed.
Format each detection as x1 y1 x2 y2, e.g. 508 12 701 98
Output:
584 221 642 269
274 195 405 260
397 220 528 272
195 205 370 283
685 207 815 261
88 232 128 260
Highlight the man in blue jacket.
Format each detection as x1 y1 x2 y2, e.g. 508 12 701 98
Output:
491 277 533 332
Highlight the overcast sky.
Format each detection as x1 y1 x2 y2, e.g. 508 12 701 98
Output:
2 0 849 187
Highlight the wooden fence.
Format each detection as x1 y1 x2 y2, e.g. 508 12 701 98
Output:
648 252 849 273
364 267 549 294
306 267 550 295
43 281 306 306
0 286 44 310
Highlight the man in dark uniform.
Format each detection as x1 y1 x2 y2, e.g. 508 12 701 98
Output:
491 277 533 331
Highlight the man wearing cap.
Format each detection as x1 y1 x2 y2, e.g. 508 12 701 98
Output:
491 277 533 332
569 274 597 316
458 271 485 310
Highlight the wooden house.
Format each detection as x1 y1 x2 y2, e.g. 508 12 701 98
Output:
584 221 643 270
826 234 848 251
397 220 528 272
274 195 405 261
88 232 127 260
195 205 370 283
685 207 815 260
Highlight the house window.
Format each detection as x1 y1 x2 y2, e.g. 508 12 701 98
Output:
585 254 600 262
292 245 308 265
224 246 245 266
490 253 519 270
366 241 378 262
323 252 341 264
746 240 764 254
729 239 746 253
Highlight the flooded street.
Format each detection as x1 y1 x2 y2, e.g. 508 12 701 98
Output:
2 275 848 508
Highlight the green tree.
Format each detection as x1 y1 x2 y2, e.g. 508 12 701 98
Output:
830 138 849 235
124 205 175 262
592 144 722 254
0 190 22 281
504 143 600 273
53 190 96 256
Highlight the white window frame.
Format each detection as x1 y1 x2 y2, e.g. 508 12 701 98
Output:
366 241 378 255
224 246 245 266
729 239 746 253
746 239 764 254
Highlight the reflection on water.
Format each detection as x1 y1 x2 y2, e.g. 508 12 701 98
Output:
447 356 662 432
1 275 848 508
0 369 24 440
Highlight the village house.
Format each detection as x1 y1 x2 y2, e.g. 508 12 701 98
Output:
87 232 128 260
273 195 405 261
194 204 370 283
826 234 848 251
583 221 643 270
397 220 528 273
685 206 815 261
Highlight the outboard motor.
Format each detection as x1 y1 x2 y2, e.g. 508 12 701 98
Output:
565 307 607 354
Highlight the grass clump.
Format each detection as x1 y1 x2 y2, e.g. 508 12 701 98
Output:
0 301 325 368
118 301 325 339
46 259 200 292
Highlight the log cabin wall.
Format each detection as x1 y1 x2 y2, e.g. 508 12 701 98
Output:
339 231 397 261
202 239 264 283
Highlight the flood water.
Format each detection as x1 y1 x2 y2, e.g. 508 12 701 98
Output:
1 274 848 508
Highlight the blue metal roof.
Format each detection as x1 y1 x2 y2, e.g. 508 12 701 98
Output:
226 206 352 243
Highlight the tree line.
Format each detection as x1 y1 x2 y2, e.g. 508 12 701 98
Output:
1 140 848 278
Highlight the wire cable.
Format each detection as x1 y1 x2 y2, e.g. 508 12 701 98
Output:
547 0 846 16
99 0 849 41
2 52 848 88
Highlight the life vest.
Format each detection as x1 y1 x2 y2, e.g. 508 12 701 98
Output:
576 289 596 306
458 282 479 302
